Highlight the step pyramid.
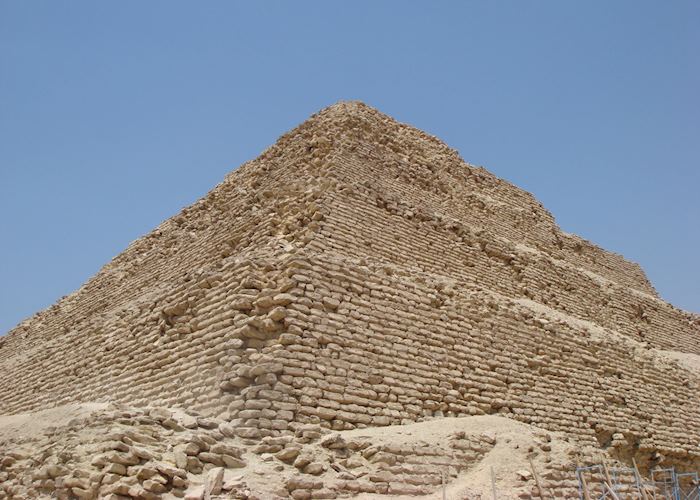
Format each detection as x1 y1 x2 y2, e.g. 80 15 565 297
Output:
0 102 698 499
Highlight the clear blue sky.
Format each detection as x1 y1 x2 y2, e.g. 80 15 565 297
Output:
1 1 698 334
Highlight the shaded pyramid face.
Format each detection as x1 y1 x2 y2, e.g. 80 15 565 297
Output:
1 102 699 498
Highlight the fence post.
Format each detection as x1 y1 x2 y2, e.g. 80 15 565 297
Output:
529 458 546 500
491 466 497 500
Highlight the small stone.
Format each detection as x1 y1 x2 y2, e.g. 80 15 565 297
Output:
267 306 287 321
156 462 187 478
293 453 313 470
291 491 312 500
104 463 127 476
369 470 395 483
63 476 90 489
106 483 132 496
320 434 346 449
481 431 497 445
197 417 220 429
223 475 245 491
234 427 262 439
71 487 95 500
219 423 237 438
311 488 337 499
209 443 242 457
184 484 204 500
174 451 188 469
387 483 427 495
149 407 173 420
143 479 167 493
198 452 224 466
322 297 340 310
286 476 323 491
272 293 295 305
516 470 533 481
206 467 224 496
101 473 121 485
186 456 203 474
275 447 301 463
172 476 188 488
127 486 147 498
303 462 325 475
135 466 160 481
343 455 364 469
178 442 200 456
231 298 253 311
179 414 198 428
222 455 246 468
369 452 396 465
47 464 69 478
248 362 284 377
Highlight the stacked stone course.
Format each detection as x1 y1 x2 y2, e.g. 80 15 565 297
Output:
1 101 698 498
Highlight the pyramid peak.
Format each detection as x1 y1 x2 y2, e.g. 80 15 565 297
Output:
300 100 397 130
260 100 465 175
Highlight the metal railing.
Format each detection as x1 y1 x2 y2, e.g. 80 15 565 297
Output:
577 465 700 500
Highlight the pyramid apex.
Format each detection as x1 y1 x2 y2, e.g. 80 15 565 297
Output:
306 100 386 125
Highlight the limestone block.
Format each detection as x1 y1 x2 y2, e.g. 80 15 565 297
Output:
222 455 246 468
198 452 224 467
184 484 204 500
275 446 301 463
303 462 326 475
186 457 203 474
205 467 224 496
103 463 127 476
287 476 323 491
205 442 237 457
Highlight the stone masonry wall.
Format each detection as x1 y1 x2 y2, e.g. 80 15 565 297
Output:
0 106 348 415
233 253 699 472
307 181 698 354
0 102 697 481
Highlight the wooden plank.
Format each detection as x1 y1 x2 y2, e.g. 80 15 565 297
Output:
632 458 651 500
602 462 621 500
579 468 593 500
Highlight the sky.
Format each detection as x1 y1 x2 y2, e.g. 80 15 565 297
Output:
0 1 698 334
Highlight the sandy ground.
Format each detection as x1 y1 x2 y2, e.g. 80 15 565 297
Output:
343 415 576 499
4 403 571 498
191 414 579 499
0 402 108 444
